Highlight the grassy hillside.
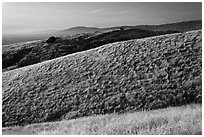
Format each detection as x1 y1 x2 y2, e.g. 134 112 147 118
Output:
2 30 202 127
2 104 202 135
2 28 179 71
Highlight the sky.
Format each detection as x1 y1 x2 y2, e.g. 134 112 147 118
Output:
2 2 202 34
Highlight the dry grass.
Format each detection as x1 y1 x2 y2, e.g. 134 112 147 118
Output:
2 104 202 135
2 30 202 127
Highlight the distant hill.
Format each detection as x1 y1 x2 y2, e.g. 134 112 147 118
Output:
58 26 100 36
135 20 202 32
2 30 201 127
2 20 202 45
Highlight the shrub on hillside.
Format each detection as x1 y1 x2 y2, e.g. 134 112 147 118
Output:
46 36 57 43
120 27 124 31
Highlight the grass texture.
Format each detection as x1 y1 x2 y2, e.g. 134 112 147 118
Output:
2 30 202 127
2 104 202 135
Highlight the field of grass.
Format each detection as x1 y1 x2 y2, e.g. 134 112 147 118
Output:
2 104 202 135
2 30 202 127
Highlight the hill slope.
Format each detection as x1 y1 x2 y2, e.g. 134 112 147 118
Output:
2 30 202 127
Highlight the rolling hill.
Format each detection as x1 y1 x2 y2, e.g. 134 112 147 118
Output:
2 28 179 71
2 30 202 127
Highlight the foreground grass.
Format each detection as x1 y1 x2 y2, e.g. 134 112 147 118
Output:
2 30 202 127
2 104 202 135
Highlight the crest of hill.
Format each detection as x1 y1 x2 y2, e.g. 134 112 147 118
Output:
2 30 202 127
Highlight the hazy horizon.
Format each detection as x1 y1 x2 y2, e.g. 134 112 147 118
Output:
3 2 202 35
